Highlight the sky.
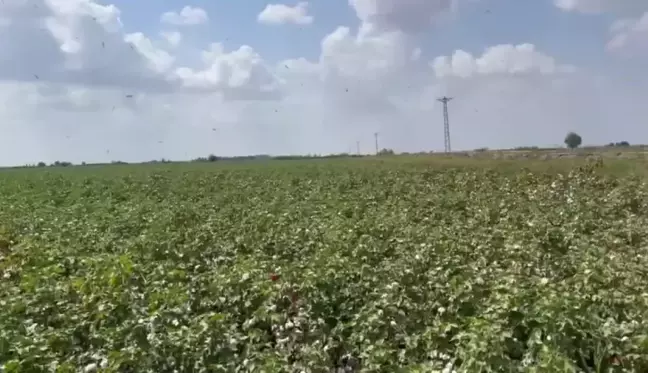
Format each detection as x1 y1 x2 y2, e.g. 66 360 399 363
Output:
0 0 646 165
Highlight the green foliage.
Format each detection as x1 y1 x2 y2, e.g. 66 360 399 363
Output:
50 161 73 167
606 141 630 147
564 132 583 149
1 160 648 372
377 148 395 156
192 153 365 163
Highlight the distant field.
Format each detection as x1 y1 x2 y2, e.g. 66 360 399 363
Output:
458 145 648 162
1 157 648 372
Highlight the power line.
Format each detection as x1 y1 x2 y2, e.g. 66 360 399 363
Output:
437 96 453 153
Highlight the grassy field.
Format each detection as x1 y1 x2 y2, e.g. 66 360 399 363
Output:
1 156 648 372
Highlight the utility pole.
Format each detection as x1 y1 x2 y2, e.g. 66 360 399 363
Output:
374 132 379 154
437 96 453 153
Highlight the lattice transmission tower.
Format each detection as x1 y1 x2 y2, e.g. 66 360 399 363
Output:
437 96 453 153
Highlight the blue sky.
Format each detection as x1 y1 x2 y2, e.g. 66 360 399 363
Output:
113 0 356 62
0 0 646 164
110 0 616 66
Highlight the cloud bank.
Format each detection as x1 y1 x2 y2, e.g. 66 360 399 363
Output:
0 0 645 165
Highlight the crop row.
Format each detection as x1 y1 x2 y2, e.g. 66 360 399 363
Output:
1 162 647 372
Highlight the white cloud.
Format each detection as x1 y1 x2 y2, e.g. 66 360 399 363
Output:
554 0 647 57
349 0 458 32
160 6 208 26
607 12 648 53
553 0 648 14
432 44 575 78
0 0 172 91
174 43 281 100
160 31 182 48
320 25 416 81
124 32 175 73
0 0 645 166
257 2 313 25
0 0 278 97
274 21 629 154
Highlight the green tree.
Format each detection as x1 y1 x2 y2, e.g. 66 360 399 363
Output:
377 148 395 156
564 132 582 149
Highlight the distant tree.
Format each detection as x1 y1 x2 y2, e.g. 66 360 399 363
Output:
37 162 46 167
377 148 395 156
607 141 630 147
207 154 218 162
564 132 582 149
50 161 71 167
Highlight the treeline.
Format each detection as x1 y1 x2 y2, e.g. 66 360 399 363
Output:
605 141 630 147
14 141 643 169
192 148 398 162
191 152 366 162
18 152 377 169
